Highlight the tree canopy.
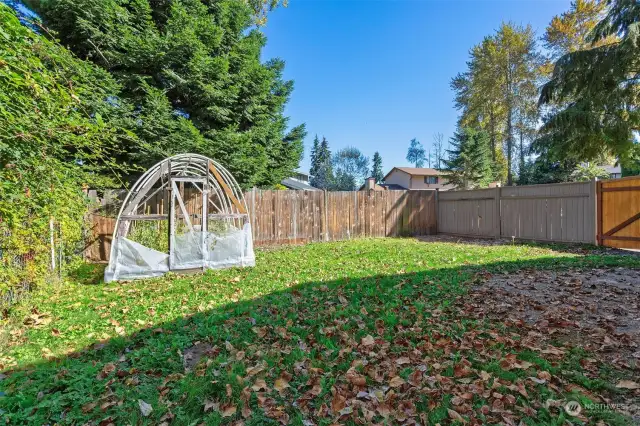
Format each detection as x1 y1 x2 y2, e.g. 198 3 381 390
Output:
371 152 384 183
451 22 542 186
443 128 493 190
26 0 305 189
406 138 426 168
332 147 369 191
538 0 639 163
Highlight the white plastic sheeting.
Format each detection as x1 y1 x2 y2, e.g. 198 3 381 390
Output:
104 223 255 282
104 238 169 282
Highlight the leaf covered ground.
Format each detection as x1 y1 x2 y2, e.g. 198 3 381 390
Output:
1 238 639 425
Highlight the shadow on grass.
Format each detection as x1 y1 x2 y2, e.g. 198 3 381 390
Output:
1 253 638 425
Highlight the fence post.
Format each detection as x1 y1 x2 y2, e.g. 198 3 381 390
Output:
595 179 602 246
434 190 439 235
323 190 329 241
50 217 55 271
494 187 501 239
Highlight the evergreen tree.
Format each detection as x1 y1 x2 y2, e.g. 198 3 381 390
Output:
26 0 305 189
538 0 638 163
310 137 334 190
519 157 578 184
406 138 426 168
371 152 384 183
309 135 320 181
432 133 445 169
443 128 493 189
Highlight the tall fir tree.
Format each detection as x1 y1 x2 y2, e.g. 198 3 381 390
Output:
371 152 384 183
406 138 426 168
309 135 320 180
310 137 334 190
443 128 493 189
537 0 637 164
26 0 305 189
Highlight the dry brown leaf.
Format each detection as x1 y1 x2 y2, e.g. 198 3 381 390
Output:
204 399 219 412
274 377 290 392
221 404 237 417
616 380 640 390
252 378 267 391
447 408 466 423
361 335 375 346
389 376 405 388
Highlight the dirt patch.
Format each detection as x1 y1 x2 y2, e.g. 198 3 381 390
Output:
182 342 216 372
468 267 640 368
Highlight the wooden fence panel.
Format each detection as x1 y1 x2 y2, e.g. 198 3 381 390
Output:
437 188 498 238
242 189 436 247
599 176 640 249
437 182 596 244
500 182 595 243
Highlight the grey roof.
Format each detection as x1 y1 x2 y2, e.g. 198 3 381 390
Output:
382 183 407 190
281 178 320 191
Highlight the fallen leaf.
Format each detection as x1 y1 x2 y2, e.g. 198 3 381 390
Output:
274 377 290 392
448 408 465 423
204 399 218 412
252 378 267 391
138 399 153 417
361 335 375 346
616 380 640 390
389 376 405 388
221 404 237 417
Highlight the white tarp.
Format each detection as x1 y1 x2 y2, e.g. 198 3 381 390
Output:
104 237 169 282
104 223 255 282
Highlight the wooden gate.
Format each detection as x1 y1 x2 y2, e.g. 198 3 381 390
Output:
597 176 640 249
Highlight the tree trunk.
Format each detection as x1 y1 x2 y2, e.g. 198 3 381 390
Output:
489 108 496 161
506 112 513 186
519 130 525 182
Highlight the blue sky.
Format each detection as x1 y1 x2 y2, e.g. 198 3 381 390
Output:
261 0 572 175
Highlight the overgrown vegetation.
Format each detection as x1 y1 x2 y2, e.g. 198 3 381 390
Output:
0 0 304 295
0 4 132 293
1 239 639 424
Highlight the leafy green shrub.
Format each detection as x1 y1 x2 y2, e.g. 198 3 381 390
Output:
127 221 169 253
0 5 134 294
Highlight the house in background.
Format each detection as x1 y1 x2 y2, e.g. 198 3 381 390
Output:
359 178 406 191
281 171 320 191
377 167 454 191
602 164 622 179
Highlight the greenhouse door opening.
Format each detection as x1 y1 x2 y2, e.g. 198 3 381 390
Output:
169 178 207 271
104 154 255 282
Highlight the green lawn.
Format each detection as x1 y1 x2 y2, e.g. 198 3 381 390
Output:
1 238 639 425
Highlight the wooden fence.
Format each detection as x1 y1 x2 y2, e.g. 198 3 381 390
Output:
438 181 597 244
85 177 640 263
85 190 437 261
598 176 640 249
